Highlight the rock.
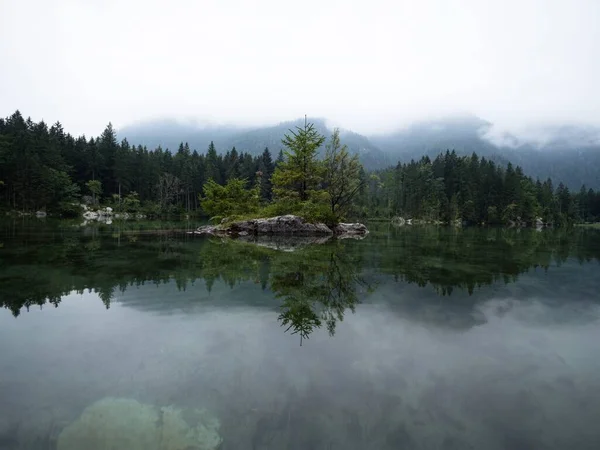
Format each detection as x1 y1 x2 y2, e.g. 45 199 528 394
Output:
230 215 334 236
391 216 406 226
82 211 98 220
333 222 369 236
535 217 544 227
194 225 224 236
194 215 369 240
135 213 146 219
57 397 222 450
35 211 47 218
97 207 113 217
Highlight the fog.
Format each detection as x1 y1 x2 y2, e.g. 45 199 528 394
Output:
1 0 599 137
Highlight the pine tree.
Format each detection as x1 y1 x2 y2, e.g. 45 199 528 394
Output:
271 118 325 202
258 147 274 201
204 141 222 183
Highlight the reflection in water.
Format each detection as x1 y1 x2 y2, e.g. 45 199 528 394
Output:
2 223 599 314
1 221 600 449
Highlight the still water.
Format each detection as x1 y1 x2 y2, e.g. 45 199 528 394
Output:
1 220 600 449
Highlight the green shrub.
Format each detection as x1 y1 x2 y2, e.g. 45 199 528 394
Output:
57 202 83 218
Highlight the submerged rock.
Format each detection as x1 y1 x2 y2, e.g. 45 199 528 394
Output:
57 397 222 450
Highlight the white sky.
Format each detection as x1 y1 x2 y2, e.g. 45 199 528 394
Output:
1 0 599 136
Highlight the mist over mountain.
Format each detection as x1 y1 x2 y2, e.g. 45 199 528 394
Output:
119 115 600 189
370 114 600 189
119 118 390 170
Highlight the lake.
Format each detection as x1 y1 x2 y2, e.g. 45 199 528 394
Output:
1 220 600 450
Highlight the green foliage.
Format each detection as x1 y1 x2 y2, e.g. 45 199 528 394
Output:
57 202 83 218
271 119 326 202
487 206 500 224
502 203 519 223
200 177 260 220
122 191 141 212
356 150 598 225
324 128 364 220
42 168 80 210
1 110 599 224
297 199 338 227
86 180 102 205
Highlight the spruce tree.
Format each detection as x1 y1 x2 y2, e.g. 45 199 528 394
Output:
271 118 325 201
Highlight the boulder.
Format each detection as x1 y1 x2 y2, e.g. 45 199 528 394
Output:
35 211 47 218
230 215 334 235
333 222 369 236
194 215 369 239
193 225 225 236
535 217 544 227
97 207 114 217
82 211 98 220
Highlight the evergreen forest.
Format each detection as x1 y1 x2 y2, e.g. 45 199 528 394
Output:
1 110 599 225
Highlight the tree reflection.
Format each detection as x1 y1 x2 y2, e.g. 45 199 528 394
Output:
1 222 600 338
272 245 371 344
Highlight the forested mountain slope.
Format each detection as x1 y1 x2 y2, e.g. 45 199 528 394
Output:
121 115 600 189
119 118 389 170
369 115 600 189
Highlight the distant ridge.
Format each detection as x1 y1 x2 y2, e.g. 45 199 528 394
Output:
119 115 600 188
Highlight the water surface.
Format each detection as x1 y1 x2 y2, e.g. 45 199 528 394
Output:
1 220 600 449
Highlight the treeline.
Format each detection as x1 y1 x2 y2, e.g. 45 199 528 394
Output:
0 111 280 216
357 151 600 224
1 110 600 224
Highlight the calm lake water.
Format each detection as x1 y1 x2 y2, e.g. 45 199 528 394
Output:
1 220 600 450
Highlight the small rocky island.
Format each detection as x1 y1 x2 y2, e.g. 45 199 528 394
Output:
193 215 368 239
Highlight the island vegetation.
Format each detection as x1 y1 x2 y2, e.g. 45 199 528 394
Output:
1 110 600 226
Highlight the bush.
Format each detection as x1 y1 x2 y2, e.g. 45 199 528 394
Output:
56 202 83 218
200 178 260 219
298 201 338 226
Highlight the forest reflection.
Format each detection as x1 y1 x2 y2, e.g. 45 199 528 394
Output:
1 221 600 341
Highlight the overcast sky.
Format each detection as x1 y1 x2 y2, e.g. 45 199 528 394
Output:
1 0 599 136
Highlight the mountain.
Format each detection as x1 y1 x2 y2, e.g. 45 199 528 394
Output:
118 118 389 170
119 115 600 189
370 115 498 160
369 115 600 189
